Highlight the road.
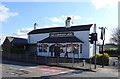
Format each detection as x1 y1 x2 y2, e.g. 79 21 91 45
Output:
1 59 119 78
2 60 75 77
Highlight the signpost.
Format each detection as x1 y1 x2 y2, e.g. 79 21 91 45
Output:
99 27 107 68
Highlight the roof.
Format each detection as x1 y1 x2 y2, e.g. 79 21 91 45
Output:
6 37 28 45
28 24 93 35
38 36 84 43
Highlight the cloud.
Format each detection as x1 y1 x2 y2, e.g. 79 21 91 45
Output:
48 15 81 23
0 5 19 22
60 15 81 20
91 0 119 9
12 28 33 38
43 24 59 28
86 17 93 21
12 24 59 38
72 15 81 20
49 17 64 23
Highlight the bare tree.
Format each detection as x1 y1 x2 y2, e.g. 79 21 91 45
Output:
110 28 120 55
110 28 120 44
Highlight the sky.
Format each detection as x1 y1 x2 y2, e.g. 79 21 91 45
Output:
0 0 119 44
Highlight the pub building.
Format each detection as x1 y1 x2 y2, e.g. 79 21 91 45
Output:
27 17 99 59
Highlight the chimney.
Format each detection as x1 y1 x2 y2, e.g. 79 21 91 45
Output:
34 23 38 30
65 17 71 28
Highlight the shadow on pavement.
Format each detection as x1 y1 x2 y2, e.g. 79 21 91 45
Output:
46 64 96 72
39 70 84 79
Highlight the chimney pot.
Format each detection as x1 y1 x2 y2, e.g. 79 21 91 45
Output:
65 17 71 28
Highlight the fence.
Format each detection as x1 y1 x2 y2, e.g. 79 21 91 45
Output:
2 53 92 69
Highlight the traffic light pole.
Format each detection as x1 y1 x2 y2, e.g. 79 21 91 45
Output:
102 40 104 68
94 41 97 69
94 24 97 69
89 24 98 69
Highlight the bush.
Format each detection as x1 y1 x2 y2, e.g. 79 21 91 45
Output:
90 53 110 66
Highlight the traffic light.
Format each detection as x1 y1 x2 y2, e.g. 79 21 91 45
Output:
89 33 93 44
89 33 98 44
92 33 97 41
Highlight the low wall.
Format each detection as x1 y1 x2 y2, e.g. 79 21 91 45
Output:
2 54 89 64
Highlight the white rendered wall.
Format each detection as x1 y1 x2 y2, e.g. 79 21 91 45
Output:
89 44 93 57
74 31 90 58
28 29 96 58
29 31 92 58
89 24 99 57
28 33 49 44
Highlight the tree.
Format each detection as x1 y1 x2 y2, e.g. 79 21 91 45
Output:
110 28 120 55
110 28 120 44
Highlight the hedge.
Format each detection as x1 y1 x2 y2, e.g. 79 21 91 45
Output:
90 53 110 66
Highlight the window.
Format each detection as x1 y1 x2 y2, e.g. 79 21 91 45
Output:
38 44 48 52
66 44 72 53
39 45 42 52
43 44 48 52
61 45 66 53
66 44 79 54
80 44 82 53
73 44 79 54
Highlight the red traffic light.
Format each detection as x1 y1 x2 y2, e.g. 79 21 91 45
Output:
89 33 97 43
93 33 97 36
92 33 97 41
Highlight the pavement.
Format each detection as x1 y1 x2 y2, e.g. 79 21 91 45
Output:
57 66 118 77
44 61 119 78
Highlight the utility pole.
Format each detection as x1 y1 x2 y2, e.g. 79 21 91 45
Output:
99 27 107 68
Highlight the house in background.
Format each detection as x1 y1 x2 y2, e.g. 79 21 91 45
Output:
2 37 28 56
99 43 118 57
104 43 117 51
99 43 117 52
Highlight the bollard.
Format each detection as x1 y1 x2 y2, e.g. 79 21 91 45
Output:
82 60 85 66
57 57 59 65
113 62 115 66
89 59 91 69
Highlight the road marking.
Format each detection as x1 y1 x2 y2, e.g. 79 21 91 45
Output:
19 65 75 76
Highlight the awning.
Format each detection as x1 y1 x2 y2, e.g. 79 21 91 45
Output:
37 36 84 43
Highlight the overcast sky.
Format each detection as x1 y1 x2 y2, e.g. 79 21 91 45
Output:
0 0 119 44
